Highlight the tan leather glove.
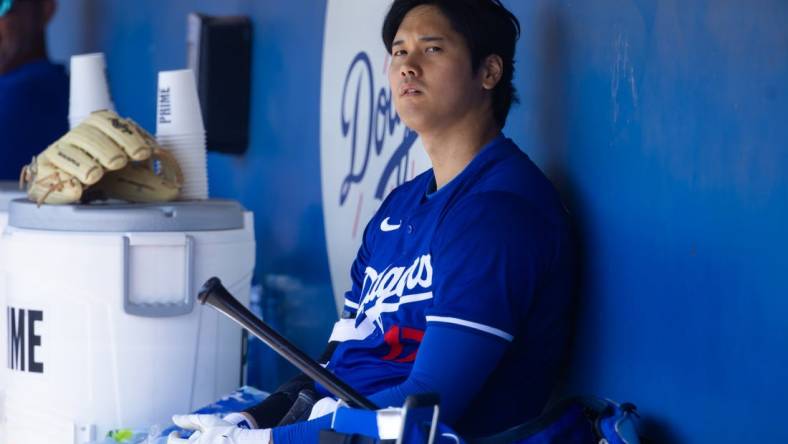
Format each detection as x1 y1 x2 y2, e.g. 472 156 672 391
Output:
20 110 182 205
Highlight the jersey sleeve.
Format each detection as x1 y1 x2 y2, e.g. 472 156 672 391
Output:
338 185 404 317
331 188 401 343
338 212 376 317
425 191 555 342
369 323 507 424
323 221 376 349
339 245 369 318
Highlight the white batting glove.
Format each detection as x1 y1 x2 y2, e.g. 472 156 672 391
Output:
167 414 271 444
308 397 342 420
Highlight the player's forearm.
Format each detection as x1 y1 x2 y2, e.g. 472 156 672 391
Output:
369 323 508 424
270 414 332 443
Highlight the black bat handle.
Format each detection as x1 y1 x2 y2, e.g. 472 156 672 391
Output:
198 277 379 410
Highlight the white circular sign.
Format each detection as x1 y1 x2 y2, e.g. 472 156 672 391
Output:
320 0 431 311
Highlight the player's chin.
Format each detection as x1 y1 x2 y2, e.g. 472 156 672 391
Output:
395 108 434 134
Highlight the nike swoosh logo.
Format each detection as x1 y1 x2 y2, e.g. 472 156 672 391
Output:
380 217 401 232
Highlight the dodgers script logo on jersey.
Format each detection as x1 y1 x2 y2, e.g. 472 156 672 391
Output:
356 254 433 333
321 0 431 311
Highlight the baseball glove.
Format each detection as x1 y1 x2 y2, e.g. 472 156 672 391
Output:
19 110 183 205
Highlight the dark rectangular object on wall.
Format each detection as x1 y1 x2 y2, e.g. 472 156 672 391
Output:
188 13 253 155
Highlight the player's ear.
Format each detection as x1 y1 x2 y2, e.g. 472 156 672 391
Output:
480 54 503 91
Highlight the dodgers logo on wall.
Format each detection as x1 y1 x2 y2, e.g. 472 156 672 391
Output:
320 0 431 311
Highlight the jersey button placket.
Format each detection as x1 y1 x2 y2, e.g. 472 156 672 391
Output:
406 224 414 234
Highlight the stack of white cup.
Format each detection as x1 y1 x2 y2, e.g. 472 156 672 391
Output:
156 69 209 200
69 53 115 129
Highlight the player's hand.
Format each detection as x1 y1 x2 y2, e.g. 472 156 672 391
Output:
308 397 342 420
167 414 271 444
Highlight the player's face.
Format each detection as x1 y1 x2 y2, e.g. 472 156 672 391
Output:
388 5 488 134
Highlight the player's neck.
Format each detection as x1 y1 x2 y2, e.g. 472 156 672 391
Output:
0 47 47 76
420 114 500 190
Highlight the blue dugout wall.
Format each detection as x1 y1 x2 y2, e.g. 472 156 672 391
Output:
49 1 787 442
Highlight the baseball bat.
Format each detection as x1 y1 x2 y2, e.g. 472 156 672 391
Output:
197 276 379 410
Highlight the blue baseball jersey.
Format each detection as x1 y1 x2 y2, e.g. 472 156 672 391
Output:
0 59 69 180
324 134 575 434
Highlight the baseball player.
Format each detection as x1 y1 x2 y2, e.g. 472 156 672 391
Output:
170 0 575 442
0 0 68 180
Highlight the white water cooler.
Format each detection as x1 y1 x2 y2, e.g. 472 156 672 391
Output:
0 199 255 444
0 183 26 444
